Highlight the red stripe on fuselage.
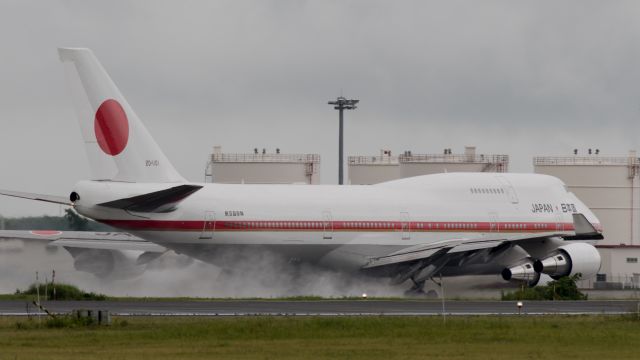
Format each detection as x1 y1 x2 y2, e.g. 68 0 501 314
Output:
99 219 578 233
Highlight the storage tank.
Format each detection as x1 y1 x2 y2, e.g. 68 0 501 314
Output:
534 150 640 288
207 146 320 184
347 149 400 185
348 146 509 185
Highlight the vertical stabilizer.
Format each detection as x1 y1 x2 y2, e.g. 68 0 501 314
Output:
59 48 185 183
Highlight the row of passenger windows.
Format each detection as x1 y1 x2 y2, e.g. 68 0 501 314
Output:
226 222 324 229
470 188 504 195
225 222 480 230
440 223 479 230
344 222 395 229
533 223 550 229
223 222 549 230
502 223 551 230
225 222 396 229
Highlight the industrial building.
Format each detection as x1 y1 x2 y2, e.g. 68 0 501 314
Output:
206 146 320 184
534 151 640 289
348 146 509 185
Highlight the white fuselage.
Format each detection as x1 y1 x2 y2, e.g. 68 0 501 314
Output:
72 172 600 271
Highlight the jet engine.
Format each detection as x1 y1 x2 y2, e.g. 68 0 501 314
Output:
501 259 540 287
533 243 601 280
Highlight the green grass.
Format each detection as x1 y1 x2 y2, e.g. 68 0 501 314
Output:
21 283 106 301
0 283 106 301
1 315 639 359
502 274 588 300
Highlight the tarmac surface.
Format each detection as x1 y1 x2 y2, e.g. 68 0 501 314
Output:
1 299 639 316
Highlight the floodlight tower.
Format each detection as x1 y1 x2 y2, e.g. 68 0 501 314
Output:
328 96 359 185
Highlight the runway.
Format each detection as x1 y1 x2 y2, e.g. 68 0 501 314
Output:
1 299 638 316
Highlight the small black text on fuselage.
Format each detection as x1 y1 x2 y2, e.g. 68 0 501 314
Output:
531 203 554 213
225 210 244 216
531 203 577 214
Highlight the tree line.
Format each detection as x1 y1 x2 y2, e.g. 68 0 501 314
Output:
0 209 114 231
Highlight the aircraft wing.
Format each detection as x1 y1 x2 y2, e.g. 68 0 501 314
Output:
363 232 554 269
362 213 603 284
564 213 604 240
363 232 557 285
364 213 601 270
0 230 166 252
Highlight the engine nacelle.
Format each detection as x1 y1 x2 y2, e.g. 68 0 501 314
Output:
501 259 540 287
533 243 601 280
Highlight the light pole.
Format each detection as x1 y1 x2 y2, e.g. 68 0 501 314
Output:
328 96 359 185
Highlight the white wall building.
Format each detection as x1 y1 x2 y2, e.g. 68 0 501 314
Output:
534 151 640 288
207 146 320 185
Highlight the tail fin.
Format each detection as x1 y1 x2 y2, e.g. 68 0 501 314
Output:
59 48 185 183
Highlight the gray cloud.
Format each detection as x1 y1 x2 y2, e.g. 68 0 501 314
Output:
2 1 640 216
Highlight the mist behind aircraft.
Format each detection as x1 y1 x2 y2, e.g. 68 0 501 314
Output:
0 241 414 297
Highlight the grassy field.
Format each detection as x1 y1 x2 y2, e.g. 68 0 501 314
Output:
1 315 639 359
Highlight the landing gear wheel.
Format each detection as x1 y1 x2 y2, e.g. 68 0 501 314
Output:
425 289 439 299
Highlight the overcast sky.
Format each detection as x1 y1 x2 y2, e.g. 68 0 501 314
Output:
2 0 640 217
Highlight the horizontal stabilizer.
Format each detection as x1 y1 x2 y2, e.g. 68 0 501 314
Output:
0 189 70 205
97 184 202 213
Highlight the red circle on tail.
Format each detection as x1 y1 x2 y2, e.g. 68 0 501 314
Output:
94 99 129 156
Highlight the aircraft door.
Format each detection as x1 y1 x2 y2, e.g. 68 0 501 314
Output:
489 212 499 233
322 210 333 240
400 211 410 240
199 211 216 239
556 213 564 232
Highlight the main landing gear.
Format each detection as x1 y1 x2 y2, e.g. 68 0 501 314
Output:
404 279 426 297
404 277 441 298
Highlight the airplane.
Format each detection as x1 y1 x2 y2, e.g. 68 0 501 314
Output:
0 48 603 295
